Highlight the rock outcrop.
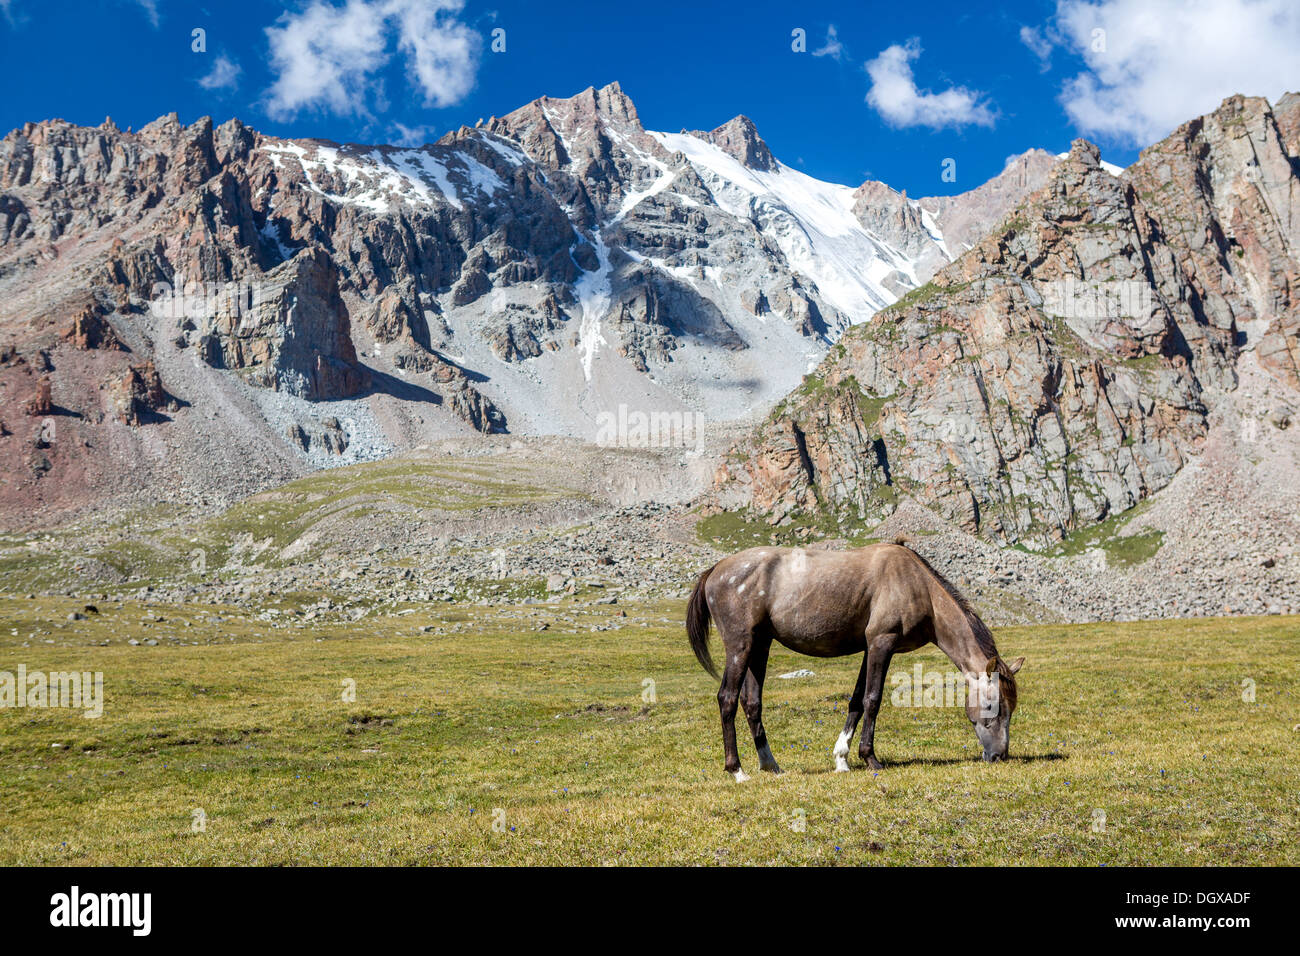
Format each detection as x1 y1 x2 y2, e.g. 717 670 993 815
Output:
188 249 370 401
63 301 125 351
110 361 178 425
24 376 53 417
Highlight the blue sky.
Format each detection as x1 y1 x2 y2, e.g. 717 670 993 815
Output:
2 0 1298 196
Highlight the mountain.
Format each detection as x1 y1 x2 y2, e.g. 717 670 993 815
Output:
0 82 1050 526
713 93 1300 549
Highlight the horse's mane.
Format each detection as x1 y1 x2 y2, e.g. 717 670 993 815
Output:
893 536 999 660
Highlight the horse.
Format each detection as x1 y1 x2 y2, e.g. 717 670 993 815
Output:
685 538 1024 780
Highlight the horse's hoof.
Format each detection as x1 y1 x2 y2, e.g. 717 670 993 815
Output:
761 765 784 775
732 769 751 782
865 756 884 771
834 762 851 773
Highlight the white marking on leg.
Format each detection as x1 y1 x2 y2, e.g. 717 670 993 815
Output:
833 730 852 773
733 769 751 782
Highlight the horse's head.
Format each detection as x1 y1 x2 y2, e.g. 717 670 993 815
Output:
967 656 1024 762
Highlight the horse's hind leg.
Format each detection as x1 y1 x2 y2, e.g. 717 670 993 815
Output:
716 629 753 781
834 654 870 772
739 633 780 774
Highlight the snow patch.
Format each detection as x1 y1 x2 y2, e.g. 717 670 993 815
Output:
573 231 613 380
259 140 508 212
478 134 528 167
1058 151 1126 177
651 130 922 323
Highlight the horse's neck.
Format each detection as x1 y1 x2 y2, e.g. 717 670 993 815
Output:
932 590 993 676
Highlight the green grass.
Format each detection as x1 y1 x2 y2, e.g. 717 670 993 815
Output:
696 508 885 551
0 454 590 593
1042 501 1165 566
199 458 581 566
879 280 943 315
1 596 1296 865
697 509 826 549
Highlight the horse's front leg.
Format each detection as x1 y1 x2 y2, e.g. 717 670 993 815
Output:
739 636 780 774
857 644 895 771
834 654 870 772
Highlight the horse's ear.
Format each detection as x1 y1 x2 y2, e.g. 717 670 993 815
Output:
1006 656 1025 675
985 658 999 676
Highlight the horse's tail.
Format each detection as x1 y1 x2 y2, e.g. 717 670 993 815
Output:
686 563 719 679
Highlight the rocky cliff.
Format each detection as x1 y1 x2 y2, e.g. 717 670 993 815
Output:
715 94 1300 549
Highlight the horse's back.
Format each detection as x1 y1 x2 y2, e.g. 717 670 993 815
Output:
707 543 919 657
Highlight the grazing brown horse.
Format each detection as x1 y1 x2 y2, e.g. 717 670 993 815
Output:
686 538 1024 780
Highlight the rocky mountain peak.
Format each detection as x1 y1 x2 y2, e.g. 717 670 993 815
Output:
998 148 1060 187
138 111 184 140
489 80 664 182
3 82 872 520
689 115 776 171
914 148 1060 264
587 80 638 123
1064 137 1101 167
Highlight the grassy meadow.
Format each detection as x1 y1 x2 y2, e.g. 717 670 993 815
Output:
1 596 1296 865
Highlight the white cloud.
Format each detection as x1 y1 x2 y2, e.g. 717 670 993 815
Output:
812 25 844 60
387 0 478 106
1046 0 1300 145
135 0 159 28
865 39 996 129
389 121 437 146
198 55 242 92
1018 25 1053 71
264 0 479 121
